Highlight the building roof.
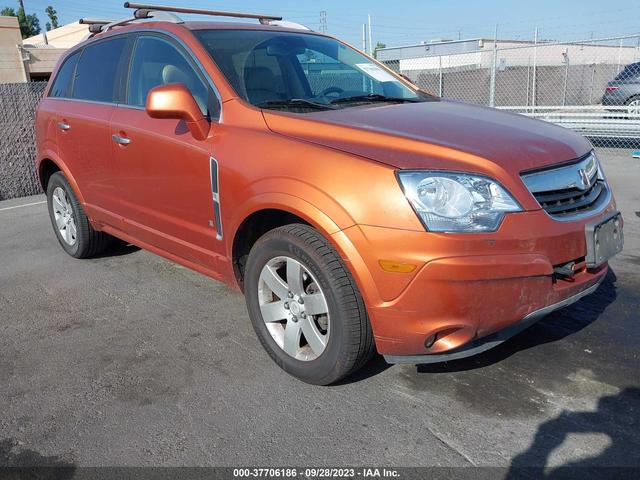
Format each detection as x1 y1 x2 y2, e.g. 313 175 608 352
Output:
378 37 536 52
23 21 89 48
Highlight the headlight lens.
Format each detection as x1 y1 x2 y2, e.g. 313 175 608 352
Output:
397 171 522 232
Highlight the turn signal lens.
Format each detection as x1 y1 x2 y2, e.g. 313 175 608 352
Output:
378 260 417 273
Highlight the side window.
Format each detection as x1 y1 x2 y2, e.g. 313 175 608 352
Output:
49 51 79 98
73 37 127 102
615 63 640 81
127 35 216 119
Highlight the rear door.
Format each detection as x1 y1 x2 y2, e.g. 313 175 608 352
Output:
53 35 131 228
109 32 224 269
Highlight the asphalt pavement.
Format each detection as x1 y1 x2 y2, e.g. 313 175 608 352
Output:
0 148 638 471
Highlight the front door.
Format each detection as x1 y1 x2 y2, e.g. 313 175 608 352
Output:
109 33 224 270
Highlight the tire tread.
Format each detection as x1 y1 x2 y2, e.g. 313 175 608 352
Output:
249 223 375 384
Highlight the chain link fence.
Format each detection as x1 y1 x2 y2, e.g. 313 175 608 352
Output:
380 34 640 149
2 35 640 200
0 82 47 201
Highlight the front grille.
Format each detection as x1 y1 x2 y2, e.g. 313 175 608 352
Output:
521 153 610 220
534 173 605 217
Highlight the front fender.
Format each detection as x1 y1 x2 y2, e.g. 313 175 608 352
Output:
227 190 384 306
227 190 349 248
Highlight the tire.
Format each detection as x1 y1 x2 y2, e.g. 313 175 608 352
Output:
46 172 110 258
626 95 640 115
244 224 375 385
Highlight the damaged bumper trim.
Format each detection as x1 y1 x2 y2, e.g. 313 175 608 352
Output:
383 274 605 365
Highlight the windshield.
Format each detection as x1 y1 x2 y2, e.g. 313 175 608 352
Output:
193 29 433 112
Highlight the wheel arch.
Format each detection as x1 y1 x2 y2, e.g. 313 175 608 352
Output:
229 193 354 291
626 94 640 104
36 154 86 205
38 158 61 191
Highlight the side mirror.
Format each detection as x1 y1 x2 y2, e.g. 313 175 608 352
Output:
145 83 209 141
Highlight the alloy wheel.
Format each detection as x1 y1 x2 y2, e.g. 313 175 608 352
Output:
628 99 640 115
52 186 77 246
258 256 330 361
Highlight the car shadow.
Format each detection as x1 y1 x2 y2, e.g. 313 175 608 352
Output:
506 387 640 478
0 437 76 476
91 239 141 259
337 354 392 385
415 269 618 374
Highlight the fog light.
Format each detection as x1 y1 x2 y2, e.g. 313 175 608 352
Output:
424 334 437 348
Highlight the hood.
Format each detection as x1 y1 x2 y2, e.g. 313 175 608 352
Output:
262 99 592 175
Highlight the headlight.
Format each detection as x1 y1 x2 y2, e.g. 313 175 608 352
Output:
397 171 522 232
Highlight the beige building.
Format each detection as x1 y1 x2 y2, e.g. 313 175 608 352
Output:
1 17 88 83
23 20 89 48
0 16 28 82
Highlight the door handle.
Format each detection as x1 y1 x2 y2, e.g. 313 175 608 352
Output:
58 122 70 130
112 134 131 145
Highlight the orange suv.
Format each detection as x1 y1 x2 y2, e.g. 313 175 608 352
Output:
35 3 624 384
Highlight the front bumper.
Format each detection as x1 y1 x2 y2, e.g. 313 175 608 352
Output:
384 274 604 364
332 201 620 360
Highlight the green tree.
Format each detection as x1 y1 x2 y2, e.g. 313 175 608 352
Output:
45 5 58 31
1 5 41 38
373 41 386 59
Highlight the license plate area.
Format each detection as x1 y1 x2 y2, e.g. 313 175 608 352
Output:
585 212 623 267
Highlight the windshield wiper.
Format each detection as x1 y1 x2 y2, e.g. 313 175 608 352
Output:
330 94 420 105
256 99 337 111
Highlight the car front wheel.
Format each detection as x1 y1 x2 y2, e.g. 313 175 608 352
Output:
244 224 374 385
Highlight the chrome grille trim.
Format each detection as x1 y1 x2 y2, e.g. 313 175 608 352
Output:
521 152 611 221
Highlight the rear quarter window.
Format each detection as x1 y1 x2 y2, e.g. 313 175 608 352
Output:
72 37 128 103
49 51 79 98
615 63 640 81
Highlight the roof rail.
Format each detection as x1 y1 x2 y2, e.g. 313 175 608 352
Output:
91 17 137 34
79 18 116 26
123 2 282 22
82 3 306 36
84 9 183 35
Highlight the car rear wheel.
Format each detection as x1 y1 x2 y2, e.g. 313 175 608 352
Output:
46 172 110 258
244 224 375 385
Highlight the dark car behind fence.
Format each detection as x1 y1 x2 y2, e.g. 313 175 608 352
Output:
0 82 47 201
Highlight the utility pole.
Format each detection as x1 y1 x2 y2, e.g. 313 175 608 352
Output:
368 14 373 56
532 27 539 112
319 11 327 33
362 24 367 90
362 23 366 53
489 24 498 107
17 0 28 18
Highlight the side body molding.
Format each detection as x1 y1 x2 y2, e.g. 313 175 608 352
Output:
210 156 223 240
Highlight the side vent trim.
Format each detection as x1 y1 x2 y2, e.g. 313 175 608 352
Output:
210 156 223 240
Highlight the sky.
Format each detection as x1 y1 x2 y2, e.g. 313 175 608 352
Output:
11 0 640 48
